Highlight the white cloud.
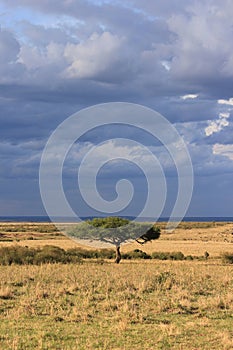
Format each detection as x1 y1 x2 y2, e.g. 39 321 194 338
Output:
181 94 198 100
161 60 171 71
218 98 233 106
219 112 230 118
167 0 233 87
205 112 230 136
213 144 233 160
63 32 125 79
19 42 66 70
64 139 173 176
78 139 155 168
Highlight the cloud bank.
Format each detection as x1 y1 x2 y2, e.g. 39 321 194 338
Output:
0 0 233 216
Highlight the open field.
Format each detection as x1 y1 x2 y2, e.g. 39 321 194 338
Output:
0 222 232 349
0 261 233 350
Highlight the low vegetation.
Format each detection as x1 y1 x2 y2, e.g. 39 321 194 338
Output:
0 245 218 265
221 252 233 264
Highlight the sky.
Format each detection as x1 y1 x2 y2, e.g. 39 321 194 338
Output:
0 0 233 218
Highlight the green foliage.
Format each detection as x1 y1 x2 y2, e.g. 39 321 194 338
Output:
87 216 129 228
67 217 155 247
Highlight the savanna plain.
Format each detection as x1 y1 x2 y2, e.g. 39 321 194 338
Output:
0 221 232 350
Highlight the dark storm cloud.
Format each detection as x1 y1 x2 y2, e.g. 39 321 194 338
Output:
2 1 233 110
0 0 233 215
0 29 19 62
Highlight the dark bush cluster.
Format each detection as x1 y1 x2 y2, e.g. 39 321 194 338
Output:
151 251 185 260
122 249 152 260
221 252 233 264
0 246 116 265
67 247 115 260
0 245 210 265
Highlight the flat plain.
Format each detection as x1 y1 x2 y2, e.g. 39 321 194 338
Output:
0 221 232 349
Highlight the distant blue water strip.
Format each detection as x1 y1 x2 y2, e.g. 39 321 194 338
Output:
0 216 233 223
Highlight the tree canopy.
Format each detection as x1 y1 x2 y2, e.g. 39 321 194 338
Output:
63 217 161 263
66 216 160 247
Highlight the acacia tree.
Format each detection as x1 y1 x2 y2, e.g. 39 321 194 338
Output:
67 216 161 263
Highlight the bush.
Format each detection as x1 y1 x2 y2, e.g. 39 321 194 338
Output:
0 246 35 265
151 251 185 260
185 255 194 260
151 252 170 260
33 246 67 264
66 247 93 259
0 245 204 265
122 249 151 260
221 253 233 264
170 251 185 260
66 247 115 259
97 249 115 259
0 245 76 265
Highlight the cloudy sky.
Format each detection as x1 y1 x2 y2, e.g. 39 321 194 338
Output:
0 0 233 218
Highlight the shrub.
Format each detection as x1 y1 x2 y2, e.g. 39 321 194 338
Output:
33 246 67 264
0 245 72 265
97 249 115 259
221 253 233 264
185 255 194 260
122 249 151 260
0 245 203 265
66 247 93 259
151 251 185 260
170 251 185 260
0 246 35 265
151 252 170 260
67 247 115 259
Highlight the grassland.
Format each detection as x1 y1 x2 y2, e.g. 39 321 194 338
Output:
0 222 232 349
0 221 232 257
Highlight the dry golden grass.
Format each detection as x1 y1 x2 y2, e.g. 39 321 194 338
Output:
0 260 232 349
123 240 232 256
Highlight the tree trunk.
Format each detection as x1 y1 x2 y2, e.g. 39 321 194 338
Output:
115 245 121 264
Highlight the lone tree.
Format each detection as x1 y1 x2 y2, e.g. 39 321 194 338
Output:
67 216 161 263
